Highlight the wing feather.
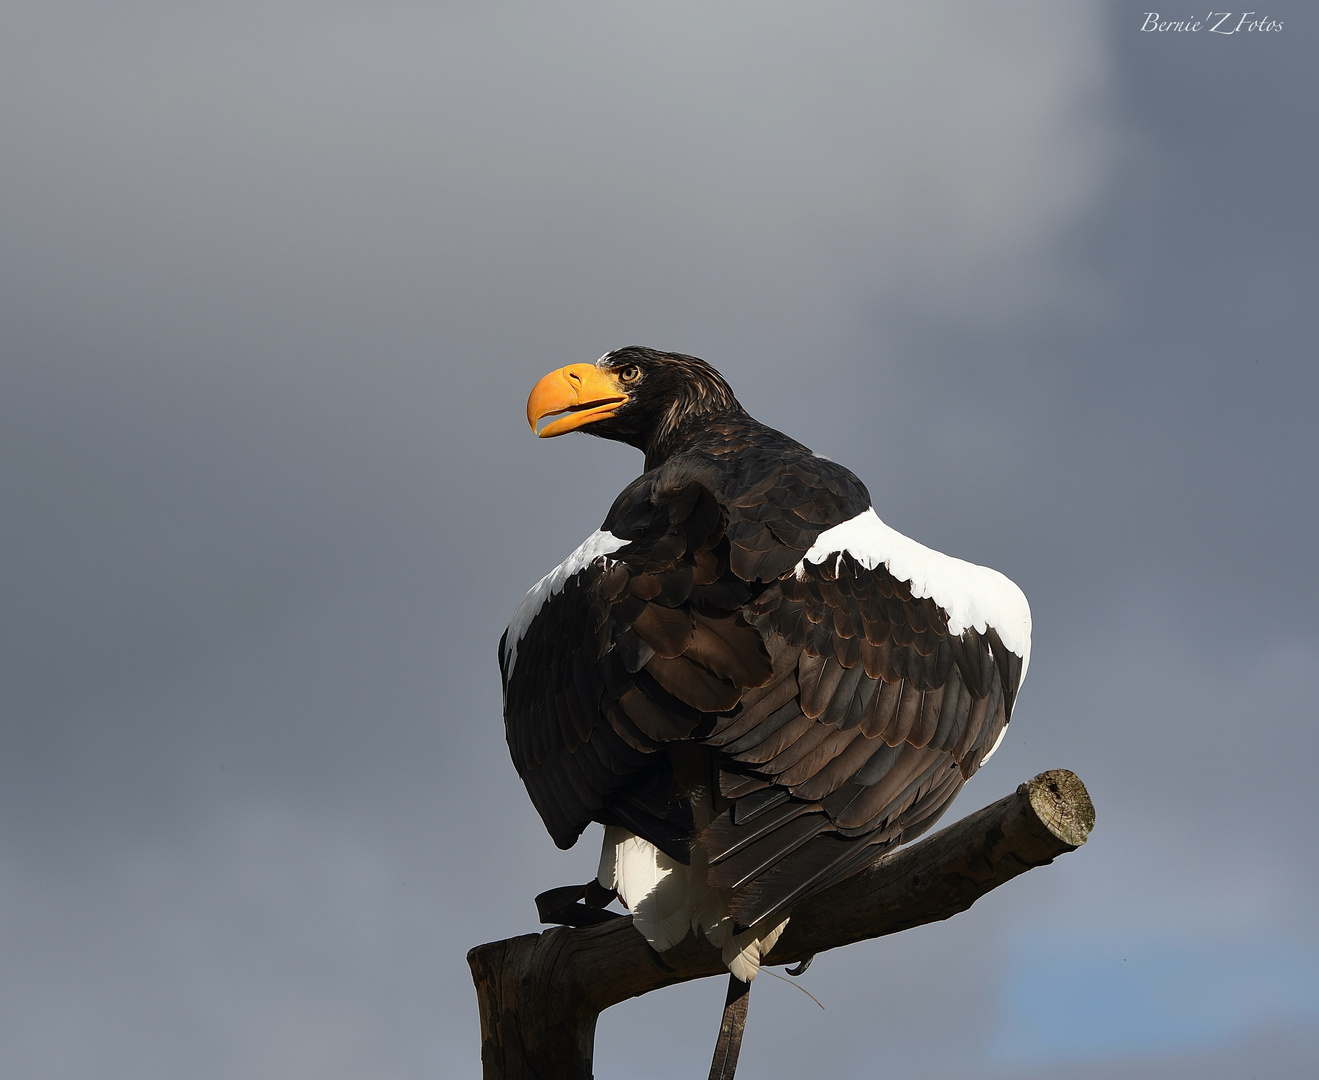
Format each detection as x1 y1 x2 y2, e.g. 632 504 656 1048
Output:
504 457 1030 931
704 509 1030 919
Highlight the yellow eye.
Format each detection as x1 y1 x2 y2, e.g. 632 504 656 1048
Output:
618 364 641 384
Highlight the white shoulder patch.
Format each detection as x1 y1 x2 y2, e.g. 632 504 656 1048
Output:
799 508 1032 684
502 529 628 681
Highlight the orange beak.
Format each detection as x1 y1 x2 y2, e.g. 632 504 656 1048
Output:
526 364 629 438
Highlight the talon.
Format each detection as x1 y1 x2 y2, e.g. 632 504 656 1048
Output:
785 955 814 977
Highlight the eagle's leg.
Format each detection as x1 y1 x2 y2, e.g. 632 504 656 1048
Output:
708 973 751 1080
534 880 624 927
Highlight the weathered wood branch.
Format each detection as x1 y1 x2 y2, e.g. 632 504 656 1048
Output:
468 769 1094 1080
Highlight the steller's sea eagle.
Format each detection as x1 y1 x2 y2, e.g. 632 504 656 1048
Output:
499 347 1030 995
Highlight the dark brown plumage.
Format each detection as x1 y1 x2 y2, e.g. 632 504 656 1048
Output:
502 346 1029 941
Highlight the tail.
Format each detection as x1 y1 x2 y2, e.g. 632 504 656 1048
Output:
598 825 789 981
708 973 750 1080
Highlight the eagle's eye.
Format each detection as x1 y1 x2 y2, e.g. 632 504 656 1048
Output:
617 364 641 384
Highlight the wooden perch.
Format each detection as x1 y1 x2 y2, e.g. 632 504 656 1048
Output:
468 769 1094 1080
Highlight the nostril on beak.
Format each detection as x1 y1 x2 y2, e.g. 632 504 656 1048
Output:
566 370 582 387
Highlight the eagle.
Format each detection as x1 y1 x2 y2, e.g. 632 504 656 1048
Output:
499 347 1031 988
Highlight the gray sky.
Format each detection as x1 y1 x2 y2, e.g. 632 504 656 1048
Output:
2 2 1316 1077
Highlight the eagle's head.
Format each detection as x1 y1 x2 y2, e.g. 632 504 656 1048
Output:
526 346 744 457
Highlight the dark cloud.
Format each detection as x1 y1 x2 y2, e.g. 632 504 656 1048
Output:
1 2 1315 1076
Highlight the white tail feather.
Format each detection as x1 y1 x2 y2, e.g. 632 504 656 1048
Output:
598 826 789 980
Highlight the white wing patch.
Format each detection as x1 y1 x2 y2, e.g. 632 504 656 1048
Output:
502 529 628 682
799 508 1032 685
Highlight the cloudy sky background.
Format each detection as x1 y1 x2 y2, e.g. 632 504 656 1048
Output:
2 2 1316 1077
